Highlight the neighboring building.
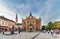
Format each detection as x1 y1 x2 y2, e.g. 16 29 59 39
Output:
0 14 18 31
22 12 41 32
54 21 60 29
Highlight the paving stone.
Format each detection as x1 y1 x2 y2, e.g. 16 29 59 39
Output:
0 32 60 39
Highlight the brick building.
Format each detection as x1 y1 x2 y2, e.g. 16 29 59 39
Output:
22 12 41 32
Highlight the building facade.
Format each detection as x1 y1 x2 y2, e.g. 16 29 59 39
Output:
0 14 18 31
22 12 41 32
54 21 60 29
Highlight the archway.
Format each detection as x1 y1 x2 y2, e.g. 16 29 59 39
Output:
29 28 32 32
29 26 33 32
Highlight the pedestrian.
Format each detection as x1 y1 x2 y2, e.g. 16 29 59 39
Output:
48 30 50 34
2 29 5 34
11 26 15 35
53 29 59 37
43 30 46 33
50 30 54 36
55 29 59 36
18 27 20 33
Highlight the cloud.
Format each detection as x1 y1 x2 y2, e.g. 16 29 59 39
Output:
0 0 60 25
34 0 60 25
0 3 16 22
0 0 31 23
16 3 32 17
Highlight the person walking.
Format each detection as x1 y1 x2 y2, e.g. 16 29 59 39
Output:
55 29 59 36
11 26 14 35
18 27 20 33
48 30 50 34
50 30 54 36
2 29 5 34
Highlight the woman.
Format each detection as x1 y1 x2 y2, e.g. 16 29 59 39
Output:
2 29 5 34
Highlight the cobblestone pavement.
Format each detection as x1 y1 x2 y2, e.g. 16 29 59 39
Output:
35 32 60 39
0 32 60 39
0 32 39 39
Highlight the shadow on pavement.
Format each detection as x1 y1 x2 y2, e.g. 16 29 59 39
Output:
31 32 40 39
4 33 17 36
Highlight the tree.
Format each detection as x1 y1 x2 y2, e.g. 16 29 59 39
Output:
47 22 54 30
42 25 46 30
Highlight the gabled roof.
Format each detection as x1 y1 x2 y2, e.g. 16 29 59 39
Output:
0 16 15 23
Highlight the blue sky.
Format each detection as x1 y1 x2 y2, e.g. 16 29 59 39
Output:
0 0 60 25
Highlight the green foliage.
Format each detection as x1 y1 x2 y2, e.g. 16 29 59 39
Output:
47 22 54 30
42 25 46 30
41 22 56 30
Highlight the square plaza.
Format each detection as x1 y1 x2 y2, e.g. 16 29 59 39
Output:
0 32 60 39
0 0 60 39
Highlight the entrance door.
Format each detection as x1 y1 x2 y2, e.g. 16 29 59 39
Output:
30 28 32 32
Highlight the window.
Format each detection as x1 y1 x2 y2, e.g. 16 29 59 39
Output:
36 22 38 24
0 21 2 26
24 22 25 24
2 22 4 25
1 22 3 26
28 21 34 26
0 22 1 26
5 22 8 26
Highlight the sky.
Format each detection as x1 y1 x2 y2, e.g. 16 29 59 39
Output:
0 0 60 25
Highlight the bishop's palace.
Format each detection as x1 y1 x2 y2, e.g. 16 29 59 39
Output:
22 12 41 32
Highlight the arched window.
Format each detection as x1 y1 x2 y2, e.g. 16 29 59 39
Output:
24 22 25 24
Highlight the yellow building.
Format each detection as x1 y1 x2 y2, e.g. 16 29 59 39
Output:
54 21 60 29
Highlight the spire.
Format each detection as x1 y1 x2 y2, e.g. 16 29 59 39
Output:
16 14 18 23
29 12 32 16
28 11 33 18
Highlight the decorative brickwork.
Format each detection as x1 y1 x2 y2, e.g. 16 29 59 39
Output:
22 12 41 32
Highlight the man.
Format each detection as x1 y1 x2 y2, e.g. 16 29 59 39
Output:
11 26 14 35
18 27 20 33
